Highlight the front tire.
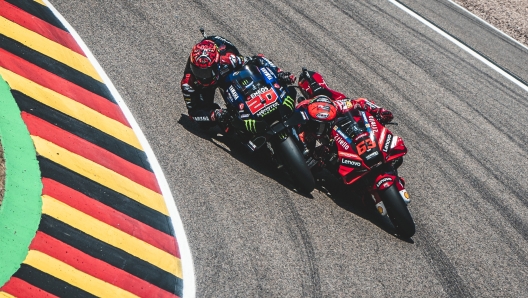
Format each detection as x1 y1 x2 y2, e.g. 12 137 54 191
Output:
274 136 315 193
380 185 415 238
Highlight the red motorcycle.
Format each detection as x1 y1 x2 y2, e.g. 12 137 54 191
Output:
297 69 415 238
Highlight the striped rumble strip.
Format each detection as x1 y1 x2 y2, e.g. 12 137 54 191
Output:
0 0 184 297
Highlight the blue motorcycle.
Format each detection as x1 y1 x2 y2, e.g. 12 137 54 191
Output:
218 63 315 193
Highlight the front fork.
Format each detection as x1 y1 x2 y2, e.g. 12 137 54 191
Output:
369 172 410 216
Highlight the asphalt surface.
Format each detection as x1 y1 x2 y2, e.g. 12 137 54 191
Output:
52 0 528 297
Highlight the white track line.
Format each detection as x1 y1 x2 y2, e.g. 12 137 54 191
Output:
388 0 528 94
43 1 196 297
447 0 528 51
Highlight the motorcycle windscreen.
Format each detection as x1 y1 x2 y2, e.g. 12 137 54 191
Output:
338 111 382 167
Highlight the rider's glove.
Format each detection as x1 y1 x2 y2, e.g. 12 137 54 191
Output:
243 56 254 65
373 108 393 124
277 71 296 85
244 55 264 66
211 108 229 122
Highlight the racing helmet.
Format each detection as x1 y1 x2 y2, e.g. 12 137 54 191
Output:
306 95 337 137
190 40 220 86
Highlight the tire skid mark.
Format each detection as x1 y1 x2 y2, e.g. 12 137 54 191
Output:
278 188 322 297
416 228 474 298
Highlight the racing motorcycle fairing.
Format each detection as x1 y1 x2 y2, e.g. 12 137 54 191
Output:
331 110 407 185
223 64 294 121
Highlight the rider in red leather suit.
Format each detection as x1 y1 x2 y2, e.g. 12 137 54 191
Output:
295 70 394 168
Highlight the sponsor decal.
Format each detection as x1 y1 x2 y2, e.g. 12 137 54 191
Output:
214 36 230 44
360 112 371 131
363 99 378 109
316 113 329 119
376 177 393 188
368 115 378 133
248 140 257 150
255 101 279 117
376 201 387 216
249 87 270 99
240 113 251 119
193 116 209 122
383 134 393 152
244 119 257 133
365 151 379 160
336 128 352 143
353 132 369 142
239 103 245 110
334 134 350 150
338 151 360 159
341 158 361 167
261 67 274 81
400 190 411 204
226 93 234 103
282 96 294 110
274 83 281 89
229 85 239 100
312 97 332 104
265 58 277 68
182 83 194 93
317 104 331 111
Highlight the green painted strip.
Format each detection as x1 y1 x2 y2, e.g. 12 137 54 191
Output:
0 75 42 286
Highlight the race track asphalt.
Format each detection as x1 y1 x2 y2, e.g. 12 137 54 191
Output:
51 0 528 296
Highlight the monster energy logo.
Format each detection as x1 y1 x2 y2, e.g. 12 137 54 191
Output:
244 119 257 133
283 95 294 110
278 131 288 140
241 79 250 86
255 102 279 117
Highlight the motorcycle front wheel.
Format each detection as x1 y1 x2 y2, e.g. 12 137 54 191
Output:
273 136 315 193
380 185 415 238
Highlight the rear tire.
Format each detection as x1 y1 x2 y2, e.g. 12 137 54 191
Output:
380 185 415 238
274 136 315 193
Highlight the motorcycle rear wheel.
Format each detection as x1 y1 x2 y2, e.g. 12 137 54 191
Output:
380 185 415 238
274 136 315 193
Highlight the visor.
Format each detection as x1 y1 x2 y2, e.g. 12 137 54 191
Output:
309 120 330 137
191 63 217 81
